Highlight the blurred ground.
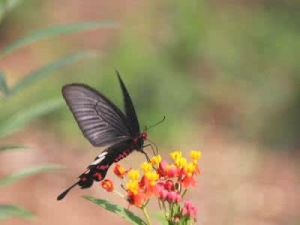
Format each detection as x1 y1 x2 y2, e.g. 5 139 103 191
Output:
1 126 300 225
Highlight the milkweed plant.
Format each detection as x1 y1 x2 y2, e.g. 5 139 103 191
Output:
85 150 202 225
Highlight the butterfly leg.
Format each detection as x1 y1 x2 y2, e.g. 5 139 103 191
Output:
145 139 159 155
143 144 156 156
140 149 150 162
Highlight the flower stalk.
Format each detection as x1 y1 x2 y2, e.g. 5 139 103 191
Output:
141 205 152 225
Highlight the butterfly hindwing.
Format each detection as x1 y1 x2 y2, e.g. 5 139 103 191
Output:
62 84 132 147
79 140 134 187
57 138 134 201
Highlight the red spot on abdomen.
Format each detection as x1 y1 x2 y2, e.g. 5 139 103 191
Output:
93 173 103 181
97 165 109 170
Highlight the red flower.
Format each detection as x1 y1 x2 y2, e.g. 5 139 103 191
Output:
157 160 179 178
101 179 114 192
164 180 174 191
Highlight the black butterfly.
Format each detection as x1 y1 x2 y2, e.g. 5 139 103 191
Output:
57 72 154 200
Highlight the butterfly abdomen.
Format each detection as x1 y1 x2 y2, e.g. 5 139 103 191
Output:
78 173 93 188
78 165 109 188
113 149 133 163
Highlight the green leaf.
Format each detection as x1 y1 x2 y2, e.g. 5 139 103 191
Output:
0 145 26 153
0 20 118 58
0 164 63 187
0 204 33 220
0 98 64 137
84 196 146 225
10 51 96 95
153 212 168 225
0 71 9 96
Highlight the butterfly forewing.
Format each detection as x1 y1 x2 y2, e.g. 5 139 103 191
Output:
62 84 132 147
116 72 140 136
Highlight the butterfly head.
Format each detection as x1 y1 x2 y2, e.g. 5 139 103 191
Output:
140 132 148 141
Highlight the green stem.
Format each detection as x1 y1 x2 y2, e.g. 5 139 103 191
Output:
182 189 188 198
162 200 169 218
141 206 152 225
159 200 169 221
113 190 124 198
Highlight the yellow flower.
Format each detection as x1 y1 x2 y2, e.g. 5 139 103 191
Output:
128 169 140 180
126 180 139 194
184 162 196 177
175 156 187 168
141 162 153 173
150 155 161 166
145 171 159 186
170 151 182 161
190 150 202 162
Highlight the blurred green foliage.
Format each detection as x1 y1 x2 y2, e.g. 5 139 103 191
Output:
1 0 300 150
0 0 23 24
0 10 117 219
0 205 33 220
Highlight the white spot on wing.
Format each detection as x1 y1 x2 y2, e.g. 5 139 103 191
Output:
90 152 108 166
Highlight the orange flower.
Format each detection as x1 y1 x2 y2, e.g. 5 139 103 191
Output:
101 179 114 192
144 171 159 187
142 174 159 197
181 176 196 188
113 164 128 178
127 191 145 207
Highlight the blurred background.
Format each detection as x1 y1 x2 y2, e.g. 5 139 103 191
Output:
0 0 299 224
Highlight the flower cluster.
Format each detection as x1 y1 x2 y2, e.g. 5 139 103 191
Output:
100 150 201 224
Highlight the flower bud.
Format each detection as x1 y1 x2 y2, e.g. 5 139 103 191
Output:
113 164 127 178
158 160 168 176
159 189 168 201
183 201 197 219
166 164 178 178
159 190 168 200
167 191 181 203
101 179 114 192
164 180 174 191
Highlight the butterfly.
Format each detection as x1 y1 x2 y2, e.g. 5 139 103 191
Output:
57 71 158 200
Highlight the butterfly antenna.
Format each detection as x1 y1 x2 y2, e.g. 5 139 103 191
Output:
57 181 79 201
146 116 166 131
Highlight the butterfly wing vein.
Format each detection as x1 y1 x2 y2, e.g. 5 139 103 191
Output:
62 84 132 147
